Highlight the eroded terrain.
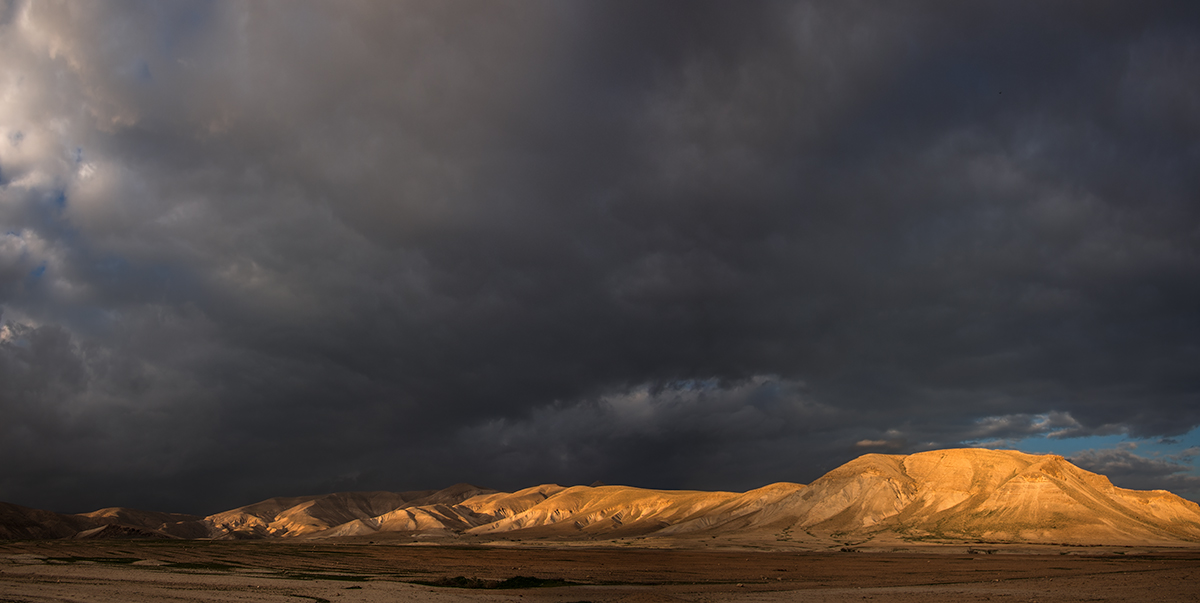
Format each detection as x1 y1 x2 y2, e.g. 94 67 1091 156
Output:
2 540 1198 602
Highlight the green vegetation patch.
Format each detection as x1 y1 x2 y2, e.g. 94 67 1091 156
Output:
163 561 240 571
46 556 141 565
282 572 370 582
416 575 576 589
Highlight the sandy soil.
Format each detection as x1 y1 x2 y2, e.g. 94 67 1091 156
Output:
2 540 1198 602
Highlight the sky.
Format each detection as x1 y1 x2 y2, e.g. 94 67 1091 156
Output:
0 1 1198 515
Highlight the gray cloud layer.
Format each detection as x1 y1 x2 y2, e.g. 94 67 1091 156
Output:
1 1 1198 513
1071 444 1200 502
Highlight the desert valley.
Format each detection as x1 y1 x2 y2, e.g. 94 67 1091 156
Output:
6 448 1200 546
3 449 1200 601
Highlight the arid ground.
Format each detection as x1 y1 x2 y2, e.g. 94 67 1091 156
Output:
2 540 1198 602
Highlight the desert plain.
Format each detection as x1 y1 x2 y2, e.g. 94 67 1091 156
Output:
3 539 1200 602
4 449 1200 601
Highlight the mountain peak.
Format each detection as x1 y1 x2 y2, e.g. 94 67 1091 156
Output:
2 448 1198 545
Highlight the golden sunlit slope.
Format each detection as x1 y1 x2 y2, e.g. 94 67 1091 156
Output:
304 484 571 539
464 485 741 537
3 449 1198 545
315 449 1198 545
289 482 807 540
463 482 807 539
205 485 497 539
183 450 1200 544
757 449 1200 545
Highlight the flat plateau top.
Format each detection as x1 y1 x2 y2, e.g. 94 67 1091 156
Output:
2 540 1199 602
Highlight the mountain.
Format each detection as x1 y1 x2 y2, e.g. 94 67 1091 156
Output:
658 449 1200 545
3 449 1199 545
76 507 207 539
206 484 496 539
463 481 806 539
777 449 1200 544
0 501 97 540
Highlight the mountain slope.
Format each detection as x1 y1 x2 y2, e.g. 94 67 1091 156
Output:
764 449 1200 544
2 449 1198 545
464 482 807 539
0 502 97 540
206 485 497 539
77 507 207 539
292 450 1200 545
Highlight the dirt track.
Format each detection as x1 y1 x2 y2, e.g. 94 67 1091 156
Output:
2 540 1198 602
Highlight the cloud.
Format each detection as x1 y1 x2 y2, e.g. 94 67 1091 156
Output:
0 1 1198 512
957 411 1135 447
454 376 843 490
1070 446 1200 502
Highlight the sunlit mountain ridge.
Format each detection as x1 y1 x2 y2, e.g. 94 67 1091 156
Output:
4 449 1199 545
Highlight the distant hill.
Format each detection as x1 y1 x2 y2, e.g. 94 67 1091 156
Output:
76 507 207 539
205 484 495 538
4 449 1199 546
0 501 96 540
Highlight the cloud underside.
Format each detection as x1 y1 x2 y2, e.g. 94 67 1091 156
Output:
1070 445 1200 501
0 1 1198 512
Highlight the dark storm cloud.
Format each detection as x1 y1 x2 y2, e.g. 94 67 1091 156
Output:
1071 445 1200 501
453 376 845 491
0 1 1198 513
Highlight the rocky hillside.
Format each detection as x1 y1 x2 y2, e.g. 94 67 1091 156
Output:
4 449 1199 546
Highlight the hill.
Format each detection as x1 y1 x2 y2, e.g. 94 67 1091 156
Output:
0 501 96 540
3 449 1199 546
